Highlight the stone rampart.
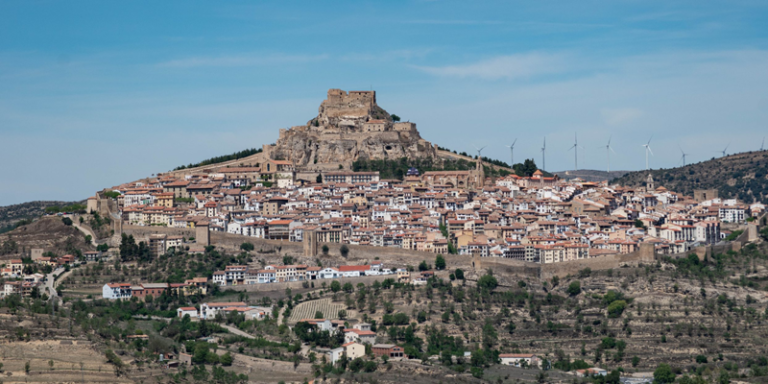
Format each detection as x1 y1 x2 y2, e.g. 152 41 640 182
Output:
224 274 396 293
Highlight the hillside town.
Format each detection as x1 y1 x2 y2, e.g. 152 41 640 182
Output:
93 164 764 265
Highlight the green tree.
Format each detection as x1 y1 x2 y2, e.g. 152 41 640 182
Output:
478 273 498 291
315 311 324 319
654 363 676 384
454 268 464 280
330 280 341 293
606 370 621 384
220 352 233 366
418 260 430 271
340 245 349 257
62 217 73 226
316 174 322 183
391 114 401 122
240 242 254 252
607 300 627 318
482 320 498 349
632 356 640 367
513 158 539 176
435 254 446 270
25 361 30 374
338 309 347 319
567 281 581 296
322 245 329 255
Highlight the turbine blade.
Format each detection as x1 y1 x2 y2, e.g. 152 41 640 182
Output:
648 147 654 156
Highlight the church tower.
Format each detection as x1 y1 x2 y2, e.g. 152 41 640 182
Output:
646 173 655 192
474 155 485 189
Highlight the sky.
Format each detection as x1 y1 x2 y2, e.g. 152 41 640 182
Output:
2 1 768 206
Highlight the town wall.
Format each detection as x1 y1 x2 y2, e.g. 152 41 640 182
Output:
225 274 396 293
122 225 660 280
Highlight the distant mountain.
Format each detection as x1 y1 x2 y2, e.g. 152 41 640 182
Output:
612 150 768 203
553 169 630 182
0 200 83 234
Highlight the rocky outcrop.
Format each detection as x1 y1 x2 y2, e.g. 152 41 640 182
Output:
265 89 438 169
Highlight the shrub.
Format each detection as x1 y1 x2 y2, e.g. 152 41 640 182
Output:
478 274 498 291
435 255 446 270
654 363 676 384
567 281 581 296
607 300 627 318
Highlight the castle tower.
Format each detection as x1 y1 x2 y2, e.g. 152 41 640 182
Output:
303 229 318 257
196 221 210 247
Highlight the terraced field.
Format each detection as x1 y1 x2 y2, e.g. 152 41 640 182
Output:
287 298 344 324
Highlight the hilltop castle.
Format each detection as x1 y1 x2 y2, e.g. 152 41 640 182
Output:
263 89 438 170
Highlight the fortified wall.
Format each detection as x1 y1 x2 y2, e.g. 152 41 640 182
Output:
122 225 659 281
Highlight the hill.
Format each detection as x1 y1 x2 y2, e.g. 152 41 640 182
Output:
612 150 768 203
0 200 84 234
553 169 629 182
0 216 93 259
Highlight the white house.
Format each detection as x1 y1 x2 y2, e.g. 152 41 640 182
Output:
499 354 540 368
177 306 199 318
212 271 226 286
344 329 376 344
318 267 340 280
256 269 276 284
343 342 366 360
102 283 132 300
328 347 345 364
199 302 248 320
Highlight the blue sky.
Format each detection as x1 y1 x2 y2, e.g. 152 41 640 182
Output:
2 1 768 205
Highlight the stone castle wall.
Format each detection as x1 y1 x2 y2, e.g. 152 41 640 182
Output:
122 225 657 281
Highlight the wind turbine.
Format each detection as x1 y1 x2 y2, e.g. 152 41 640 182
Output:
505 139 518 166
678 145 690 166
719 142 730 158
641 136 654 171
541 138 547 171
568 133 582 171
761 137 765 151
603 136 617 173
472 144 487 159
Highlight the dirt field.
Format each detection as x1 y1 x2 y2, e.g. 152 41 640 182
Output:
0 340 133 383
288 298 345 323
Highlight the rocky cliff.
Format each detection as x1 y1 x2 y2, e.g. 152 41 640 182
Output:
264 89 438 170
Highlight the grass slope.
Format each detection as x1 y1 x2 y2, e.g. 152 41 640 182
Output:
612 150 768 203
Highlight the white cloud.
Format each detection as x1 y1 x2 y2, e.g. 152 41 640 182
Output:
415 52 569 80
601 108 644 126
157 54 329 68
